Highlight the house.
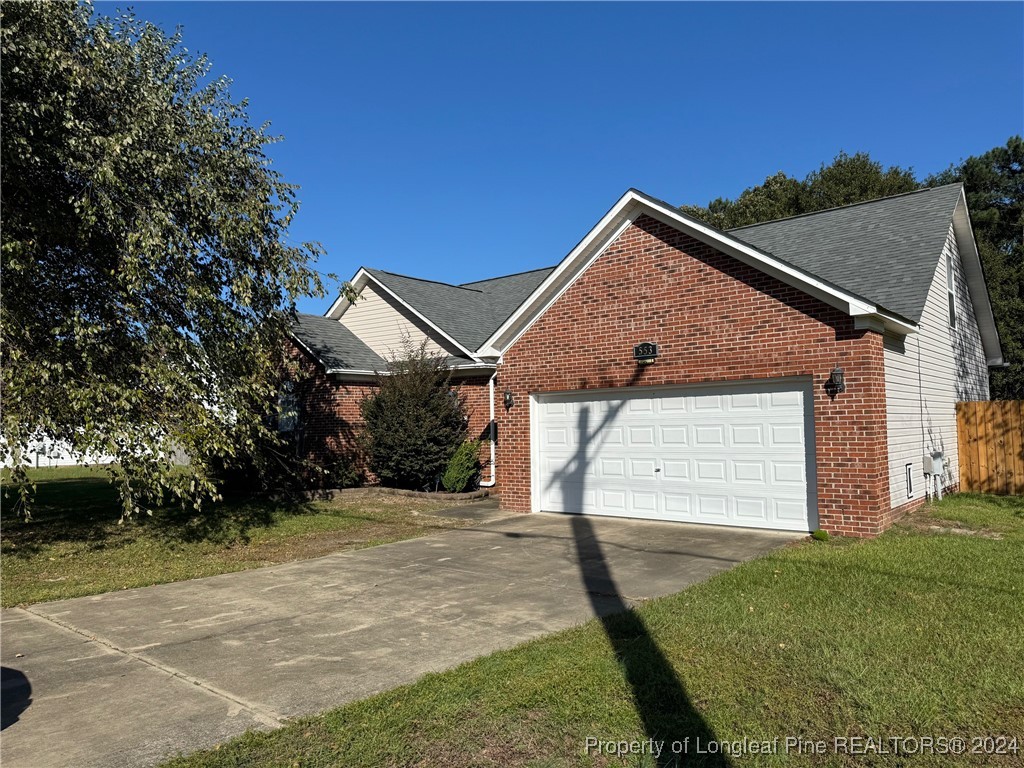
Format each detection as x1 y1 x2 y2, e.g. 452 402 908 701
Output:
289 183 1003 537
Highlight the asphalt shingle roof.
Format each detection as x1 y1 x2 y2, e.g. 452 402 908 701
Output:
728 184 963 323
292 313 384 372
366 266 555 351
296 185 964 372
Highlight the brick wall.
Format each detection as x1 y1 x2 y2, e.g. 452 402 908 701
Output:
287 341 493 486
494 214 893 536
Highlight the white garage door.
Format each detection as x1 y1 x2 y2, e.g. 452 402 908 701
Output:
533 381 815 532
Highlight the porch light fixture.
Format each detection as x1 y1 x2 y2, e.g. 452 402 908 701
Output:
827 366 846 397
503 389 514 411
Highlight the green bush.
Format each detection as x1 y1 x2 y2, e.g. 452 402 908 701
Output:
325 453 364 490
360 340 467 490
811 529 830 542
442 440 482 493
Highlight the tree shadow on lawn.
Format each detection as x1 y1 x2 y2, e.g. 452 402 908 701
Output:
0 474 322 557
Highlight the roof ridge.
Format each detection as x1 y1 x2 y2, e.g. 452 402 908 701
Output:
726 182 963 231
459 265 558 287
368 268 484 294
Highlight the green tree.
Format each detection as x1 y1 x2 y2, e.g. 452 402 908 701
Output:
928 137 1024 399
1 2 330 515
360 340 468 491
681 151 918 229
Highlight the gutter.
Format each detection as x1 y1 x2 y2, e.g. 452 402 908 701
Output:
479 373 497 488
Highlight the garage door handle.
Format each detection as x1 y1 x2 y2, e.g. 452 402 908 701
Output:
654 468 661 472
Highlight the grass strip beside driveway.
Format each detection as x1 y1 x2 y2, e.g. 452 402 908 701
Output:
2 467 475 607
163 494 1024 767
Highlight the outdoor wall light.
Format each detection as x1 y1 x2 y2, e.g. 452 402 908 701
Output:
826 366 846 398
503 389 514 410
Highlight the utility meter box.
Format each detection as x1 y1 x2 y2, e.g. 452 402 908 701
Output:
924 451 945 475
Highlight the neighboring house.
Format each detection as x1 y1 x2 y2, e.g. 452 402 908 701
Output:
289 184 1002 537
1 437 117 469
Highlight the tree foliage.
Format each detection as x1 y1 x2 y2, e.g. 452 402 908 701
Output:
680 152 919 229
681 143 1023 397
360 340 468 491
441 439 482 493
1 2 329 515
928 137 1024 399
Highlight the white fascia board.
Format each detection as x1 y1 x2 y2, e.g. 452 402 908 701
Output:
481 194 642 353
289 331 329 369
638 202 878 316
325 268 371 319
321 364 493 380
482 189 888 355
328 268 481 362
952 190 1004 367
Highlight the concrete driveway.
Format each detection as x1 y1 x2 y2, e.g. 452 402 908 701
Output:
1 505 799 768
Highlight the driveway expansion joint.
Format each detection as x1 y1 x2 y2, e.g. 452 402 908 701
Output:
22 606 286 728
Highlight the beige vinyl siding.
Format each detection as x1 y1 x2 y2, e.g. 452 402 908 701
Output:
884 224 989 506
340 284 459 358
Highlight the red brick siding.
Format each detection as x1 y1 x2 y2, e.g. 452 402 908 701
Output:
494 214 892 536
286 341 493 486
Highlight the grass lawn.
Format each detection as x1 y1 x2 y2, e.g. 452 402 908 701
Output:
163 494 1023 767
1 466 476 608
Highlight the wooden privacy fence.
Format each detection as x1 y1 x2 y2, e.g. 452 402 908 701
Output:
956 401 1024 495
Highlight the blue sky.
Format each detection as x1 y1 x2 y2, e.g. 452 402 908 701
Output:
99 2 1023 314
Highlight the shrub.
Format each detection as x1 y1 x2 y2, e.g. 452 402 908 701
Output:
442 439 483 493
209 432 308 501
359 339 467 490
811 529 830 542
325 453 364 490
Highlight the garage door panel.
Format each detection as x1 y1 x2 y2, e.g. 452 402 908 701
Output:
627 426 656 446
694 425 726 447
662 460 689 480
696 495 729 518
695 460 727 482
730 392 761 409
631 490 658 513
772 461 805 484
598 457 624 478
735 497 769 521
693 395 724 411
775 499 807 522
730 424 764 447
660 396 689 412
535 382 813 531
659 425 689 445
732 460 766 483
770 424 803 447
629 458 657 479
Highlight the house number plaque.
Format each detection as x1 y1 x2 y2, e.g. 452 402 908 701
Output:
633 342 659 364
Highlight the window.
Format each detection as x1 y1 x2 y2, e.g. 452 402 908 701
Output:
946 252 956 328
906 463 914 499
277 381 298 433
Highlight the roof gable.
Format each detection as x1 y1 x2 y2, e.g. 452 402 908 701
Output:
326 266 556 356
478 188 920 356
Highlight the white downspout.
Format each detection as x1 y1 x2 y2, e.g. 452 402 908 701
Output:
479 373 498 487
